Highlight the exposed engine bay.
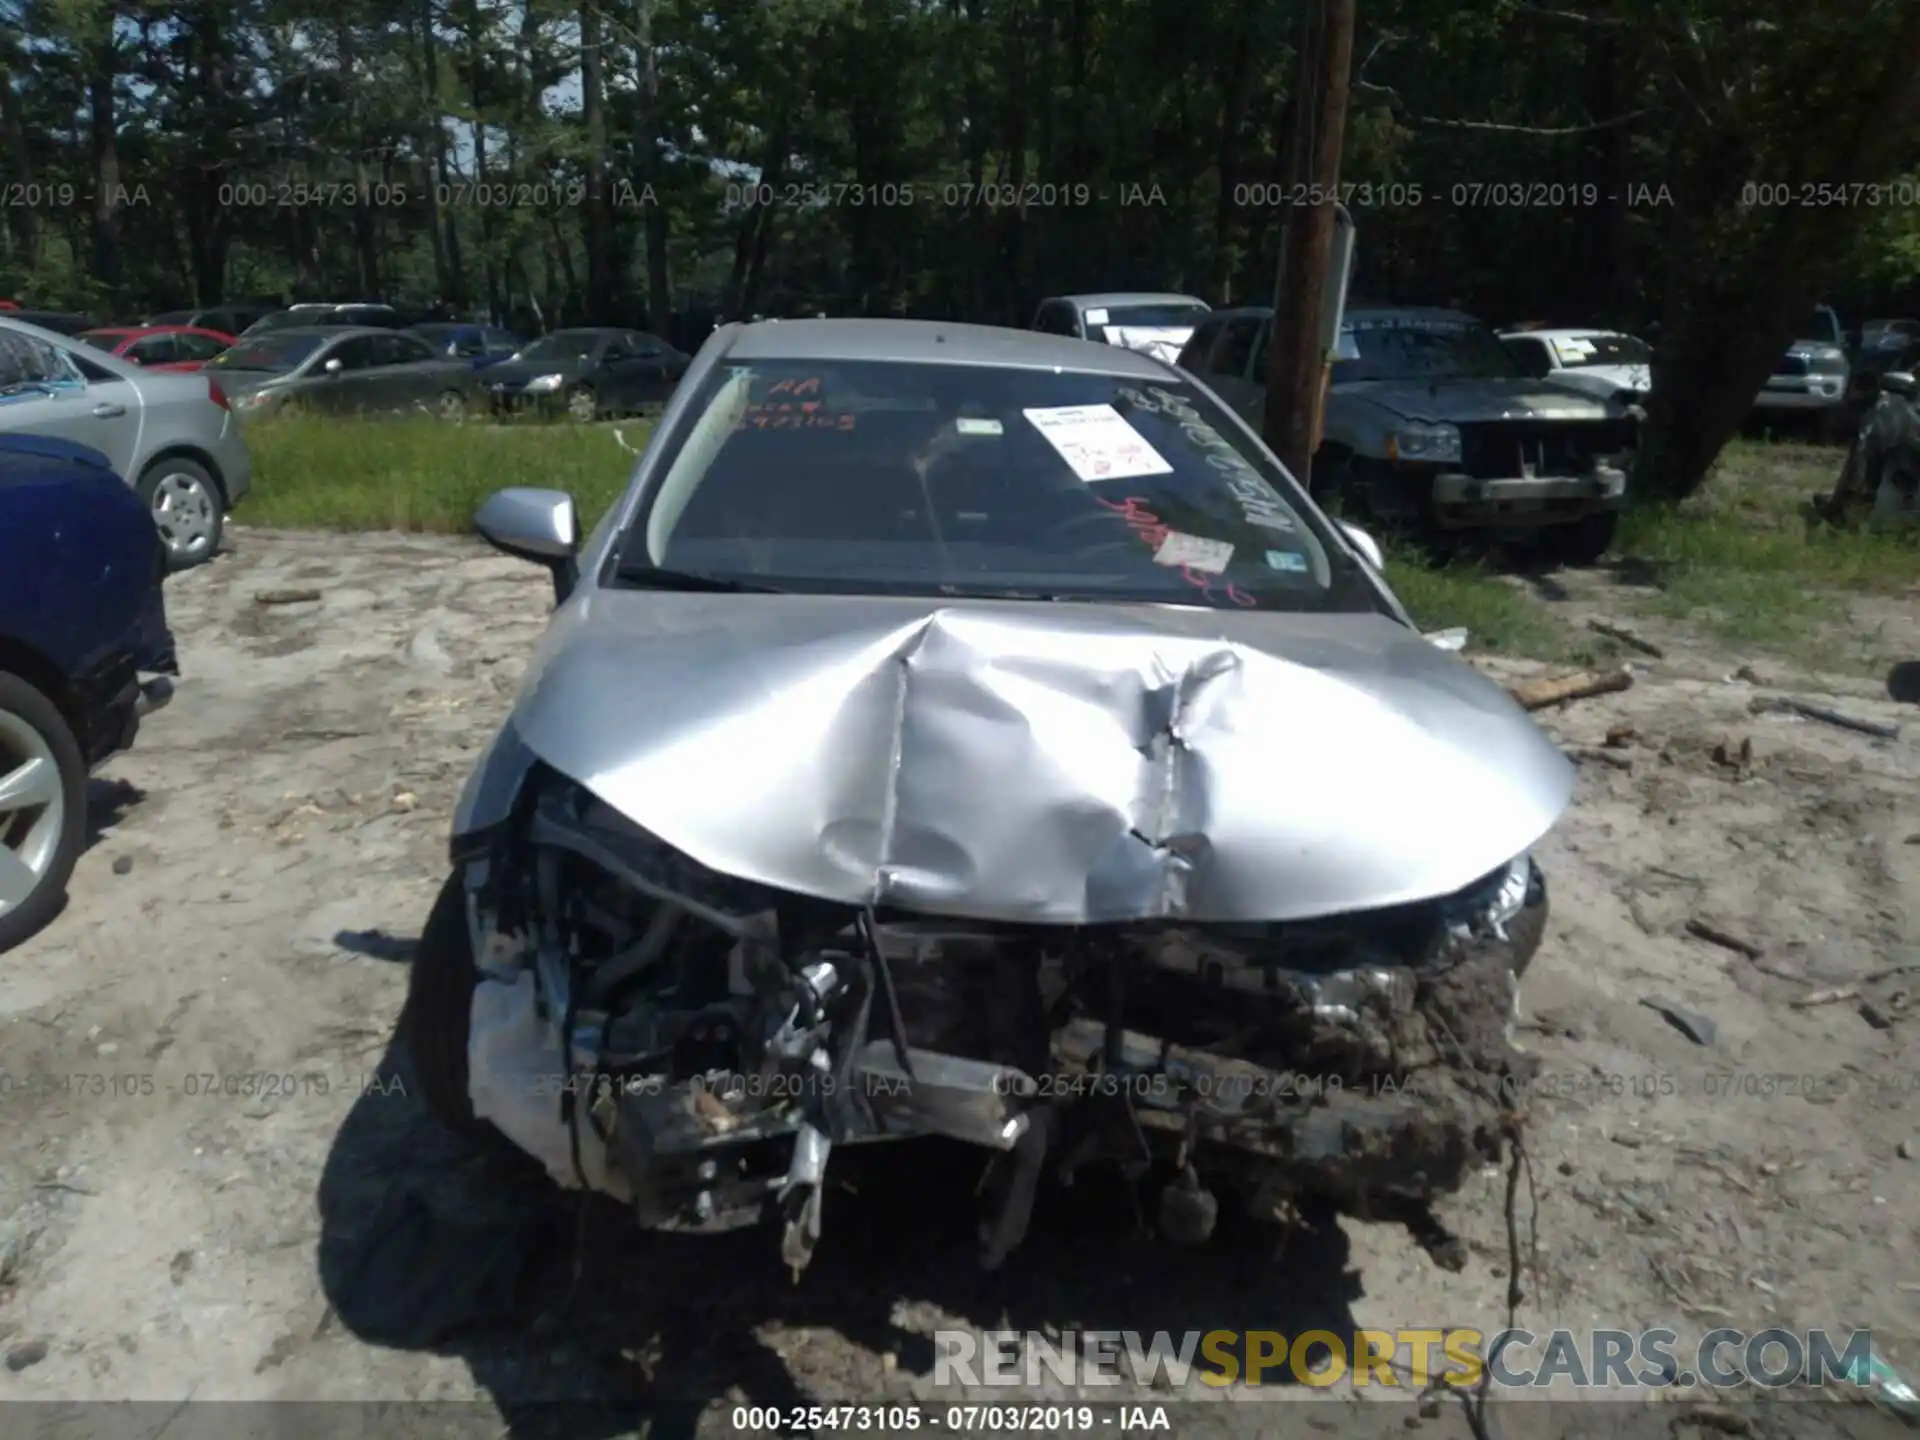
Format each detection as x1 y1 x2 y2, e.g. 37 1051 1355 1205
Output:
454 770 1546 1279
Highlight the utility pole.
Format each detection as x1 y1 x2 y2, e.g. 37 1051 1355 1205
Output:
1263 0 1356 487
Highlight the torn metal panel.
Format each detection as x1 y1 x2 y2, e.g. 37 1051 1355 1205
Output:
464 595 1571 924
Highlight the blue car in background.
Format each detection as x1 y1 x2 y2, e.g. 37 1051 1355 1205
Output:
408 322 524 370
0 433 177 952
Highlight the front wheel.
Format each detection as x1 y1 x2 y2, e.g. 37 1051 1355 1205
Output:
400 871 498 1142
137 456 224 571
0 672 87 955
566 385 599 423
1538 510 1618 567
437 389 470 422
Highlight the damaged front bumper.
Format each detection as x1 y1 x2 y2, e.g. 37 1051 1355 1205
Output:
454 775 1545 1277
1430 465 1627 527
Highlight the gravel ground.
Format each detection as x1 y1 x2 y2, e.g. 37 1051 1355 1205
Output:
0 528 1916 1438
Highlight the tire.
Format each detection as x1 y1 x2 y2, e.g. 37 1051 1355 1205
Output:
1539 510 1618 567
566 384 599 423
436 389 470 422
400 870 502 1143
136 456 224 571
0 672 87 955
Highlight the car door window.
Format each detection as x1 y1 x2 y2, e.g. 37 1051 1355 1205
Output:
602 335 635 362
1213 317 1261 380
1249 321 1272 384
628 332 666 357
125 334 182 366
1177 317 1224 373
482 327 520 354
176 333 228 361
1507 337 1553 378
386 334 438 364
328 336 383 371
446 328 484 357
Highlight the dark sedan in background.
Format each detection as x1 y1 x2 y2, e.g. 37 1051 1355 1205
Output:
410 322 525 370
484 327 689 420
10 311 97 336
146 305 275 336
0 434 177 953
206 326 485 419
241 303 410 336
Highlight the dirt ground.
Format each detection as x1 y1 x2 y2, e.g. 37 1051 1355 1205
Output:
1 527 1917 1438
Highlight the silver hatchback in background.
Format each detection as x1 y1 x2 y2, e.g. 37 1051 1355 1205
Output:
0 317 253 570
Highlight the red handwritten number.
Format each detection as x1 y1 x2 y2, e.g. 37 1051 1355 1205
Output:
1095 496 1255 606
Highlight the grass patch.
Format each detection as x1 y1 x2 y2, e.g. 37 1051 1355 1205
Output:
238 414 647 534
1382 547 1578 660
1616 438 1916 657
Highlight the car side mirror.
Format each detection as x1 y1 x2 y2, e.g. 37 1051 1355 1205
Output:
323 357 344 374
1336 519 1385 571
1881 370 1917 400
476 487 580 604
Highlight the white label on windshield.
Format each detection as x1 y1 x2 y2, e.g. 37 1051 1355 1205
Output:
955 417 1002 435
1023 404 1173 482
1265 549 1309 572
1552 337 1596 362
1154 531 1233 573
1084 308 1109 326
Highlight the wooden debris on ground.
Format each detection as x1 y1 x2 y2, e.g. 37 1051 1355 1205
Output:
1508 668 1634 711
1684 917 1763 959
1587 619 1665 657
1749 695 1899 739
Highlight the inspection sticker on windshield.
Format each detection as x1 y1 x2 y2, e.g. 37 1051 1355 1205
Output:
1265 549 1309 573
1154 531 1233 573
1023 404 1173 482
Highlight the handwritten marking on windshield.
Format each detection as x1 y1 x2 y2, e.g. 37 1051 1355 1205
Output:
765 377 822 396
1097 495 1255 607
734 402 854 431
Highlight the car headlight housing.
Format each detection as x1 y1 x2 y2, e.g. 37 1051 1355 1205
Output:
1387 422 1461 463
525 373 564 394
1809 347 1849 375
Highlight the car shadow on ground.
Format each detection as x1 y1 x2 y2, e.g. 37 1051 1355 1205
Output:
84 776 145 847
315 1030 1366 1440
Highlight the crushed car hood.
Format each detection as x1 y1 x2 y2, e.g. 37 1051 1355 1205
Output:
1105 326 1194 365
466 595 1573 924
1338 377 1618 424
1548 364 1650 397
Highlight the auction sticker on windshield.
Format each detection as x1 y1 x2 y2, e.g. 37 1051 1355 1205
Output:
1024 404 1173 482
1154 531 1233 573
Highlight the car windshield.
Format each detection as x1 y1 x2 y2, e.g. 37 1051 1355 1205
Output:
520 332 602 360
1088 302 1209 338
245 311 310 334
617 358 1379 614
1549 334 1650 367
1806 309 1843 345
1334 315 1521 381
207 333 325 372
77 331 128 351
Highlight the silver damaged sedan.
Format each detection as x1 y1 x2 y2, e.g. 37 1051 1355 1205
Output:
405 319 1572 1277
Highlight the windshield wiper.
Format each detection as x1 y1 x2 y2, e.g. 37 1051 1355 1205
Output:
612 562 786 593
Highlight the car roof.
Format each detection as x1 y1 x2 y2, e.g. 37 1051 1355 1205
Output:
1499 327 1634 342
1048 293 1209 310
723 317 1173 377
242 324 393 341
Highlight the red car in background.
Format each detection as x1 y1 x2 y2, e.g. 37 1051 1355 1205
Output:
76 324 235 372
